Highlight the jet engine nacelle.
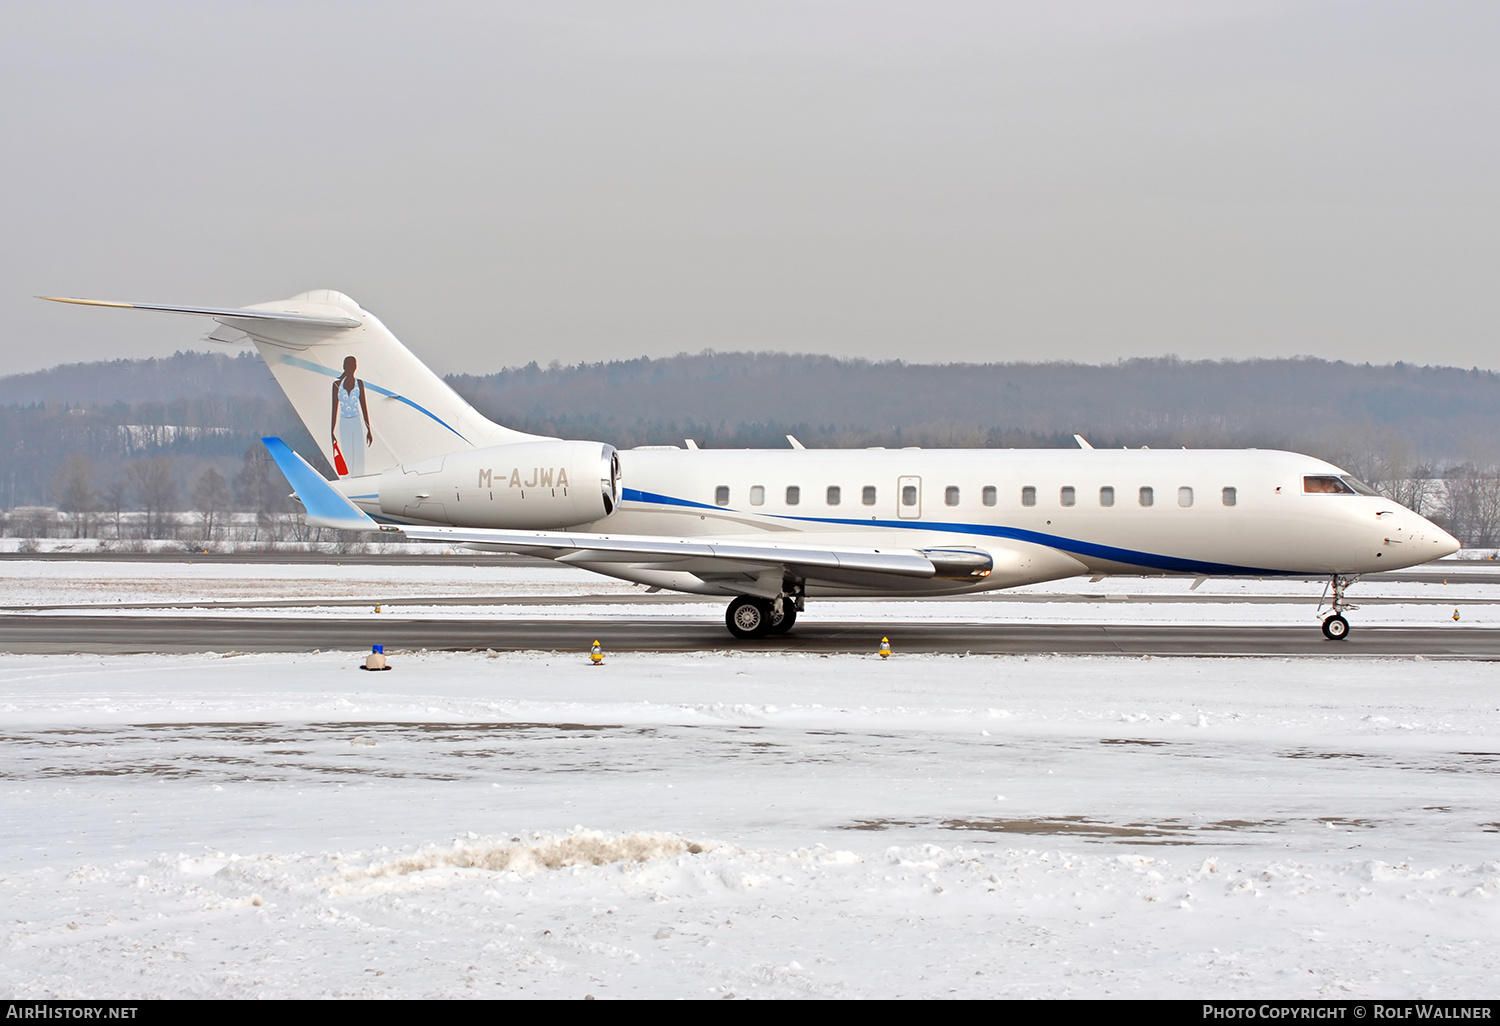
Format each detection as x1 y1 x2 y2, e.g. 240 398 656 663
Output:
378 440 620 529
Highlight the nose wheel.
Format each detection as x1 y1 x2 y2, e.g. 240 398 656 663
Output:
1321 613 1350 641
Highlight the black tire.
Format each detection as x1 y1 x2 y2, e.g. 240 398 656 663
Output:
726 596 773 639
767 602 798 635
1321 614 1350 641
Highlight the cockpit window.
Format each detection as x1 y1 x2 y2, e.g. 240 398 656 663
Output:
1341 475 1381 496
1303 475 1356 495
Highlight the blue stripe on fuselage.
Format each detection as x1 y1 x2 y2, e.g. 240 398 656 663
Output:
622 487 723 511
619 487 1287 576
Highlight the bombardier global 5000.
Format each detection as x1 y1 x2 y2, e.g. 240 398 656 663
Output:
45 290 1460 640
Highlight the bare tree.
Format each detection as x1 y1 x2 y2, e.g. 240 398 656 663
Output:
100 479 127 540
1357 438 1440 516
126 458 177 540
1385 466 1440 518
51 453 95 539
233 446 290 542
1436 465 1500 548
192 467 229 542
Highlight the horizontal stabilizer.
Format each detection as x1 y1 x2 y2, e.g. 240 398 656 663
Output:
40 296 360 329
260 438 378 532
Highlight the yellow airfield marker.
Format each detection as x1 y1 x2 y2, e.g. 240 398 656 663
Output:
1453 609 1461 621
590 640 604 665
879 637 891 659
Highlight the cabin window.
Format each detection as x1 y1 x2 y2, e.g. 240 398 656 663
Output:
1139 486 1154 507
1100 486 1115 507
715 486 729 506
862 485 877 506
750 485 765 506
982 485 997 506
902 485 918 507
1178 486 1194 507
786 486 800 505
1304 475 1356 495
1022 486 1037 507
1222 486 1237 506
827 486 841 506
1060 486 1076 507
945 486 960 506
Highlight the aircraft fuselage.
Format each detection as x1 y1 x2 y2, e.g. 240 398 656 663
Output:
349 445 1456 598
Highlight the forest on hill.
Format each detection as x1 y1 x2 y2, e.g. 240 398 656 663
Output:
3 349 1498 543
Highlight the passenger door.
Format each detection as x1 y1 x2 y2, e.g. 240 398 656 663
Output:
897 475 922 519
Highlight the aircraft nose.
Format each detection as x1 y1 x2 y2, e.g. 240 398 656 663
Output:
1436 527 1461 557
1421 517 1461 558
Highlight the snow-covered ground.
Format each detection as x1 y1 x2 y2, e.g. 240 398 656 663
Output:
0 560 604 607
2 649 1497 998
0 537 453 557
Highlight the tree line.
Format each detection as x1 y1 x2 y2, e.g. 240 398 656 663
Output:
5 349 1500 545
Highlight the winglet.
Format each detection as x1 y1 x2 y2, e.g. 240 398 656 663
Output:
261 437 379 532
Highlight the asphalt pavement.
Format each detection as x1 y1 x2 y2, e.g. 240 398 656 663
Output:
0 614 1493 657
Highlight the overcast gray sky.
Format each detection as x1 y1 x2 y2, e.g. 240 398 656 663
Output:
3 1 1497 375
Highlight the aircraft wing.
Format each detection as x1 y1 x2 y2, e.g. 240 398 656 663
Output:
261 436 991 582
395 524 992 580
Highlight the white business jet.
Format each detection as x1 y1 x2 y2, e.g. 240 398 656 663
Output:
44 290 1460 640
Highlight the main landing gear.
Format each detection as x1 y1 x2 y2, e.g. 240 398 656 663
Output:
725 594 799 639
1319 574 1358 641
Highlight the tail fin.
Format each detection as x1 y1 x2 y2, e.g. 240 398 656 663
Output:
43 290 547 477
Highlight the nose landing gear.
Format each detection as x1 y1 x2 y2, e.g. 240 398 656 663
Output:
1319 574 1359 641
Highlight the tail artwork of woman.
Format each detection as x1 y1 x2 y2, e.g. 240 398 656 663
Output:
331 355 372 478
